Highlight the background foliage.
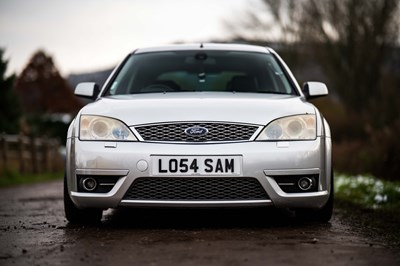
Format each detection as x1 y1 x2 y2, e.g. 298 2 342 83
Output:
10 50 82 142
2 0 400 181
229 0 400 180
0 49 21 134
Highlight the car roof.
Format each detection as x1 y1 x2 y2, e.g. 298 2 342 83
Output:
134 43 271 54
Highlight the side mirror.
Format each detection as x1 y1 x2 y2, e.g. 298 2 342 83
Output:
74 82 100 100
302 82 328 99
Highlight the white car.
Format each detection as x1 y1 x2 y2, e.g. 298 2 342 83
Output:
64 43 333 223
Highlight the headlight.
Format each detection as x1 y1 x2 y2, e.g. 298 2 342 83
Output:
256 114 316 141
79 115 137 141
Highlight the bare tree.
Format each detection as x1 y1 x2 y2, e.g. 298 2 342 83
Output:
300 0 400 124
226 0 301 43
228 0 400 126
227 0 400 179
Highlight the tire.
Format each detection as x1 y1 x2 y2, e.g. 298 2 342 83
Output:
64 175 103 224
296 172 334 223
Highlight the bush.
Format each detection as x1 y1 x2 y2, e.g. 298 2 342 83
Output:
313 98 400 181
332 120 400 181
367 121 400 180
335 174 400 209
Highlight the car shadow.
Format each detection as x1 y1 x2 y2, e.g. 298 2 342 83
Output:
94 207 321 229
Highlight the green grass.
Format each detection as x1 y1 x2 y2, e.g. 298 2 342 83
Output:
335 174 400 210
335 174 400 247
0 169 63 187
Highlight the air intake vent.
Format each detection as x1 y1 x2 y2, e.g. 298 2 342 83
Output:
123 177 269 201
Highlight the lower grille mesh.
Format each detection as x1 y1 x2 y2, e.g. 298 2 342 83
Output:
123 177 269 201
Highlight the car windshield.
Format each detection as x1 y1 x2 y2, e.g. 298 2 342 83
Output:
105 51 297 95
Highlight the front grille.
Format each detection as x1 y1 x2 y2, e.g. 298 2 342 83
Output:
134 122 259 142
123 177 269 201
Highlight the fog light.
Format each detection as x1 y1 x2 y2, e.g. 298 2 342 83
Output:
82 177 97 191
298 177 313 191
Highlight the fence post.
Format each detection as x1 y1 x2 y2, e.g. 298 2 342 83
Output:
30 136 38 174
18 134 25 174
52 139 61 172
0 134 62 174
0 134 8 171
43 136 50 172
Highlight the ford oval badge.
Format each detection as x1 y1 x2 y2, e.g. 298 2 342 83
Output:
184 126 209 137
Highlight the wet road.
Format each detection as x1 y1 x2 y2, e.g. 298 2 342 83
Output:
0 180 399 266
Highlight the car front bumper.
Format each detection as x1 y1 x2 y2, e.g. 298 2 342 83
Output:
66 137 332 210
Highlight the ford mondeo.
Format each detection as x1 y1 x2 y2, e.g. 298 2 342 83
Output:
64 43 333 223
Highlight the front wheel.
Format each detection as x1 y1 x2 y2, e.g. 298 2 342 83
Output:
64 175 103 224
296 172 334 223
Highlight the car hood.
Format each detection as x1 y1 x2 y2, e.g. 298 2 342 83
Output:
80 92 316 126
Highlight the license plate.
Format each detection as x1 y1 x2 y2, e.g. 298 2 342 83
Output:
151 156 242 176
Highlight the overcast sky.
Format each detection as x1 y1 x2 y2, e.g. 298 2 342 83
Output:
0 0 250 76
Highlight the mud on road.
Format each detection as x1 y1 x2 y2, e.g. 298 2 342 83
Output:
0 180 399 266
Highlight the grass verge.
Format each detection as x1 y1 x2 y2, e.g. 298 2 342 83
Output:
335 174 400 247
0 169 63 187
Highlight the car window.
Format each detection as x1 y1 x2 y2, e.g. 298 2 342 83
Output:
105 51 296 95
